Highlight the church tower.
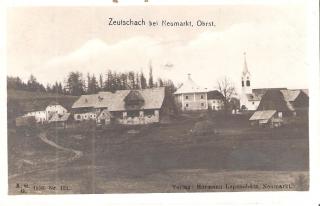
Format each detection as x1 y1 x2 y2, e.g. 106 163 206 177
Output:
241 52 251 94
240 52 252 109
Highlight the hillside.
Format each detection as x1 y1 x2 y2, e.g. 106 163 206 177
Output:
7 89 79 124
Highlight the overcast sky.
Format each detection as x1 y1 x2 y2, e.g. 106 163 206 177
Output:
7 5 308 91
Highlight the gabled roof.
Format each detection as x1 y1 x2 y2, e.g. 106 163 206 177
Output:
280 90 301 102
72 94 99 109
256 89 290 111
207 90 224 100
48 101 60 106
246 93 263 101
248 88 287 102
302 89 309 96
174 75 207 94
249 110 276 121
49 113 70 122
72 87 165 111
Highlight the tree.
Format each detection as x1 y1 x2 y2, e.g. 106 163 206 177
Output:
216 77 237 113
66 71 85 96
87 74 98 94
99 73 104 91
148 62 154 88
140 72 147 89
128 71 135 89
158 78 164 87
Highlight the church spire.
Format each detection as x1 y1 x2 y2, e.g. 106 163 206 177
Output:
243 52 249 75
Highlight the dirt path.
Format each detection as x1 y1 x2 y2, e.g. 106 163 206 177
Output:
39 132 83 162
9 132 83 180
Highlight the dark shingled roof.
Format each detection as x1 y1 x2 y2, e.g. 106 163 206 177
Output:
207 90 224 100
124 90 145 103
257 89 290 111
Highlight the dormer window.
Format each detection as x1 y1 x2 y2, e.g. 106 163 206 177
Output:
124 90 145 110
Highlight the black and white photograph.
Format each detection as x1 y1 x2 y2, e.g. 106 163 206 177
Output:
2 0 318 203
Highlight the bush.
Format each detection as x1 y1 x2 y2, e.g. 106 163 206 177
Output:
191 120 216 136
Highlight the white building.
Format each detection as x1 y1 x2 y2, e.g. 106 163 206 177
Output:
239 53 270 111
207 90 224 111
46 101 68 121
174 74 208 111
24 110 47 124
23 101 68 124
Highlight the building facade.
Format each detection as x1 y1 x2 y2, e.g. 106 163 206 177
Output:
174 74 208 111
207 90 224 111
72 87 169 125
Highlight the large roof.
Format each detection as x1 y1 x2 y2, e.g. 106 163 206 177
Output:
249 110 276 121
174 75 207 94
207 90 224 100
247 88 287 102
72 87 165 111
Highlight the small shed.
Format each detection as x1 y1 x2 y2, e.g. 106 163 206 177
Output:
97 109 112 125
249 110 282 127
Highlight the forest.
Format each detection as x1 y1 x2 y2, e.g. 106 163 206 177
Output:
7 66 176 96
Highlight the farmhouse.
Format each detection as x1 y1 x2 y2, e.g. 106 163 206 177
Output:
174 74 208 111
72 87 171 125
207 90 224 111
22 101 68 124
24 110 47 124
249 89 309 127
45 101 68 120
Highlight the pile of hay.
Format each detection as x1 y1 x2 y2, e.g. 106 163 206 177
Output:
191 120 216 136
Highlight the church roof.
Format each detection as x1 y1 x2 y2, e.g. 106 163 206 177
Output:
174 74 207 94
242 52 250 76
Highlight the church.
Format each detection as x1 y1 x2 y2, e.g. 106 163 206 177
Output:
240 53 309 115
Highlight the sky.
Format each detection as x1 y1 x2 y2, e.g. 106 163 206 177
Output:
6 5 308 92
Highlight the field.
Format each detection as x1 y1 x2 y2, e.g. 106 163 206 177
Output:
7 111 309 194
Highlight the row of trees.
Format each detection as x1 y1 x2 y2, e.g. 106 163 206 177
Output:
7 66 176 96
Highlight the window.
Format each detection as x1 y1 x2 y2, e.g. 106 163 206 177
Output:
246 80 250 86
186 103 189 107
242 81 244 87
252 102 255 105
201 103 204 107
127 111 139 118
212 100 215 103
185 95 189 100
200 95 204 99
145 110 154 116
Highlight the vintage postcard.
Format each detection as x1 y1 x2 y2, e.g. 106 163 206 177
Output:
3 0 317 199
